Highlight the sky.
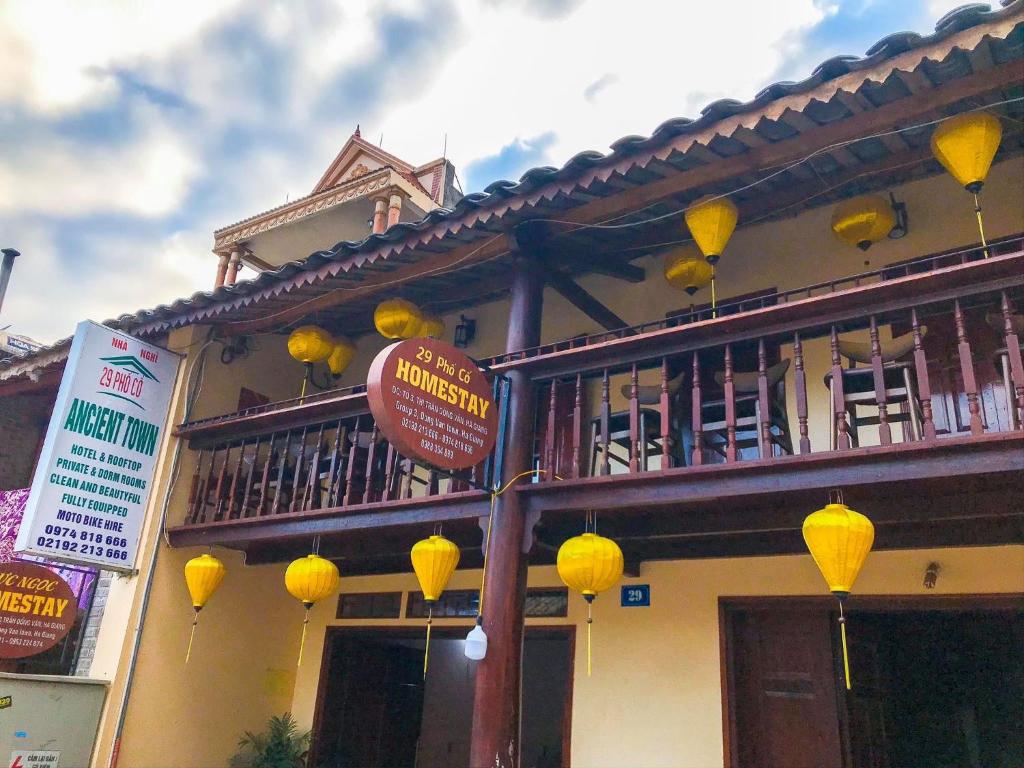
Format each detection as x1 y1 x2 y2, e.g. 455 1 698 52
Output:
0 0 971 343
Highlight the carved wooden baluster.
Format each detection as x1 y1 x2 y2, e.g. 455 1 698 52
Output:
691 352 703 466
382 442 397 502
214 444 231 520
911 309 937 440
659 357 672 470
757 339 772 458
342 418 362 507
868 316 892 445
401 458 415 499
830 327 851 449
572 373 583 479
258 433 276 516
629 364 640 472
325 422 343 507
289 427 308 513
544 380 558 478
187 450 207 524
226 440 245 519
724 345 737 462
241 437 260 518
793 332 811 453
362 424 380 503
272 431 292 515
303 423 325 511
599 369 611 476
954 300 984 435
1000 291 1024 426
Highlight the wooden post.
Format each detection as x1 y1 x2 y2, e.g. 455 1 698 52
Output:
470 253 543 768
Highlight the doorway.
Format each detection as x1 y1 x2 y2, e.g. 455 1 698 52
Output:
311 627 574 768
722 596 1024 768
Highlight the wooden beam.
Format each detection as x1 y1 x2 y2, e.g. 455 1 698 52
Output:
546 272 632 332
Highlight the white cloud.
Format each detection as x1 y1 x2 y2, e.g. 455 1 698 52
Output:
0 221 212 344
0 0 243 113
0 121 200 218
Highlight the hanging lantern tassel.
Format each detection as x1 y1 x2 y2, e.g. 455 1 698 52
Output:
411 534 460 679
183 553 226 664
802 499 874 690
557 530 624 677
285 554 341 668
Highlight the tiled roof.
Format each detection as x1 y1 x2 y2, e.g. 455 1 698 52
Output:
3 0 1022 374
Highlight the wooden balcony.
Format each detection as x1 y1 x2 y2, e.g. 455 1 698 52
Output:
166 239 1024 571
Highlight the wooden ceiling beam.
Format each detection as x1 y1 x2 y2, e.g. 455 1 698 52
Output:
546 272 632 333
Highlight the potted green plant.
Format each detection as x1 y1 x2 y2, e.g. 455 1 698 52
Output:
229 713 310 768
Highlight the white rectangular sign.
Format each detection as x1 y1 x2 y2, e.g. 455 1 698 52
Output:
15 321 180 572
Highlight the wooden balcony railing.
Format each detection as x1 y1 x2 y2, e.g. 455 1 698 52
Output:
179 384 503 526
500 241 1024 482
174 238 1024 529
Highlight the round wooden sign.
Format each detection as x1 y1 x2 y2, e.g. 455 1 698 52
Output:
367 338 498 471
0 561 78 659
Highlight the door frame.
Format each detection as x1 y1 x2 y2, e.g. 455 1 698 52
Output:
719 593 1024 768
310 624 576 768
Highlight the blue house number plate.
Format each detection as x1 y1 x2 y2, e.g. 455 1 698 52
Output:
621 584 650 607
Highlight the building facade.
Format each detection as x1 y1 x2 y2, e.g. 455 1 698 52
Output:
1 5 1022 767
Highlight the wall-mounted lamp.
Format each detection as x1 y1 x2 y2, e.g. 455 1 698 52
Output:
923 562 940 589
887 192 909 240
453 315 476 349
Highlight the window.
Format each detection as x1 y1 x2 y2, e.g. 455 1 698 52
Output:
337 592 402 619
405 588 568 619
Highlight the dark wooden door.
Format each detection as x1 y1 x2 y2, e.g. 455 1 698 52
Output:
315 638 425 768
730 607 844 768
844 617 894 768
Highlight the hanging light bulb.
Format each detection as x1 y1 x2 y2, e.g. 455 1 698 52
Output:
411 534 460 678
374 299 423 340
931 112 1003 255
557 529 623 675
464 621 488 661
684 195 738 312
664 246 714 295
802 495 874 690
285 553 340 667
831 194 897 251
183 553 226 663
326 337 356 379
288 325 334 399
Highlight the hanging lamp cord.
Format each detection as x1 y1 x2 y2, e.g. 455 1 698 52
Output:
476 469 560 621
838 598 851 691
185 609 200 664
973 193 989 258
297 606 311 668
423 606 433 680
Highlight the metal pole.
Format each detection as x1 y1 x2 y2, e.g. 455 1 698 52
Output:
0 248 20 314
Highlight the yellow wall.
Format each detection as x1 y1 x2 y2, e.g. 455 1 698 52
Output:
284 545 1023 768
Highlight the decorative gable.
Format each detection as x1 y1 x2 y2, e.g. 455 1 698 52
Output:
313 128 418 194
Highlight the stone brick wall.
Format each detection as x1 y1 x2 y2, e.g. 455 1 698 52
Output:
75 570 113 676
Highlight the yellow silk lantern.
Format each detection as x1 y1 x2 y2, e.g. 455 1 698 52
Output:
802 500 875 690
931 112 1003 255
285 554 340 667
557 531 624 675
831 195 896 251
326 337 356 379
183 553 226 663
664 247 714 295
374 298 423 339
411 534 461 677
287 325 334 363
684 195 738 312
418 315 445 339
288 325 334 400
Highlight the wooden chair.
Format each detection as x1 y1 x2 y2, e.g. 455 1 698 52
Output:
825 329 925 449
697 359 793 460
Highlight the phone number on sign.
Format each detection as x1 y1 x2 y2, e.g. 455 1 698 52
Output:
36 525 129 561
